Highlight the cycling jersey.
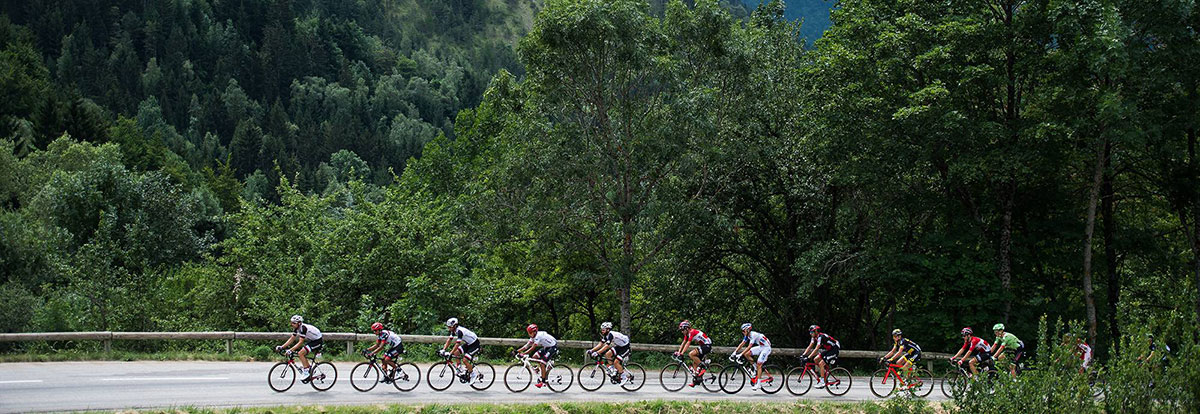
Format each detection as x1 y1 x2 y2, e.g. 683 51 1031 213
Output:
528 331 557 348
995 332 1022 351
1078 343 1093 367
684 328 712 345
896 338 921 354
453 326 479 345
811 333 839 351
743 331 771 347
377 330 402 347
961 336 991 355
601 331 630 347
293 323 322 341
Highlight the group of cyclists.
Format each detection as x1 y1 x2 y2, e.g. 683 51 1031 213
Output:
273 315 1108 390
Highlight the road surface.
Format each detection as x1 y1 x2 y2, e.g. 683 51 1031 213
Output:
0 361 946 412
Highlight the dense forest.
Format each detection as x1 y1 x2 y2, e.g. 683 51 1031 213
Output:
1 0 1198 372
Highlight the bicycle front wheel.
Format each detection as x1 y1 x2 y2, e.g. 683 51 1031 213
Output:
941 369 963 398
659 363 687 392
393 362 421 392
546 364 573 392
869 368 895 398
427 362 455 391
309 362 337 391
825 367 852 396
760 364 784 394
504 364 532 393
349 362 380 392
621 363 646 392
469 362 495 390
578 364 605 391
267 362 295 392
785 366 813 396
719 365 745 394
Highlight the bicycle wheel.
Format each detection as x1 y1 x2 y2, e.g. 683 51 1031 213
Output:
504 364 532 392
702 363 724 392
908 368 934 398
469 362 495 390
546 364 573 392
349 362 380 392
427 361 455 391
719 365 746 394
308 362 337 391
785 366 813 396
760 365 784 394
1089 372 1106 398
941 369 963 398
825 367 852 396
578 364 606 391
659 363 687 392
621 363 646 392
869 368 895 398
268 362 295 392
392 362 421 392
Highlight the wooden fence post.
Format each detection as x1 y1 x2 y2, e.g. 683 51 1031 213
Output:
103 340 111 353
346 341 353 355
225 339 233 354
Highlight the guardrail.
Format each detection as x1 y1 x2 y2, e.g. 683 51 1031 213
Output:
0 331 950 369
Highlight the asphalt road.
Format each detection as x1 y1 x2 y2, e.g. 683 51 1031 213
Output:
0 361 947 413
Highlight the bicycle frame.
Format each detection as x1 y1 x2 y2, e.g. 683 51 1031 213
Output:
670 354 707 377
880 362 918 388
516 353 554 378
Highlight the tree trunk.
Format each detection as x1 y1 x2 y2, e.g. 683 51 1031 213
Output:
1082 138 1107 347
618 287 632 335
1102 139 1119 352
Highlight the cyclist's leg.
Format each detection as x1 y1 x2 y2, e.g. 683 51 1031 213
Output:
968 354 979 376
688 348 701 370
298 346 311 369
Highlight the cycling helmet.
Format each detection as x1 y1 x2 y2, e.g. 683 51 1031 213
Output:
993 323 1005 331
526 324 539 334
809 325 820 333
678 320 691 330
371 322 383 332
600 322 613 330
891 329 902 336
961 327 973 336
446 317 459 327
290 315 303 324
740 323 752 331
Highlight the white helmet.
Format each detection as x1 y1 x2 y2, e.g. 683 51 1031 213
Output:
445 317 459 327
600 322 613 330
740 323 752 331
290 315 303 324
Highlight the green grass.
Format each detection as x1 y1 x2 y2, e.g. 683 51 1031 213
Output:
108 400 948 414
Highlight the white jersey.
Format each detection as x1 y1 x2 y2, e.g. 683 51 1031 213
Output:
293 323 322 341
744 331 771 347
602 331 630 347
528 331 557 347
453 326 479 345
377 330 402 347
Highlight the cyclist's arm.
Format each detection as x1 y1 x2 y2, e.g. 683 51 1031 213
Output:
451 339 464 354
992 344 1006 359
280 336 297 349
366 341 383 353
678 340 692 355
802 342 816 359
516 342 532 355
882 345 897 361
442 336 453 351
289 337 307 352
588 343 603 353
596 343 613 354
950 344 967 360
731 340 746 356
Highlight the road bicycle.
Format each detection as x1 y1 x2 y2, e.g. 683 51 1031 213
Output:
869 358 933 398
717 354 783 394
349 350 420 392
504 352 573 392
659 353 724 392
428 350 496 391
941 358 1000 398
578 352 646 392
784 355 851 396
268 349 337 392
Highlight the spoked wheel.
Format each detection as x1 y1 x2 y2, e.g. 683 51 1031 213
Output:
1089 372 1106 398
869 368 896 398
621 363 646 391
427 362 456 391
824 367 852 396
350 362 380 392
504 364 533 393
546 364 573 392
469 362 495 390
941 369 964 398
392 362 421 392
786 366 814 395
578 364 606 391
308 362 337 391
908 368 935 398
719 365 746 394
701 363 724 392
659 363 687 392
267 362 295 392
760 365 784 394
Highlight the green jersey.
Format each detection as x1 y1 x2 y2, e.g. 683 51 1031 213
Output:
995 332 1022 350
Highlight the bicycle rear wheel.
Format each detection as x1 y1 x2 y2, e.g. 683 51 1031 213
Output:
908 368 934 398
392 362 421 392
578 364 605 391
349 362 379 392
308 362 337 391
267 362 295 392
504 364 532 392
469 362 495 390
824 367 852 396
760 365 784 394
546 364 573 392
621 363 646 392
719 365 745 394
659 363 687 392
427 362 455 391
869 368 895 398
701 363 724 392
785 366 813 395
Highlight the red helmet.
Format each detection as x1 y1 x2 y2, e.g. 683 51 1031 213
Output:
371 322 383 332
678 320 691 330
809 325 821 333
526 324 538 334
961 327 973 336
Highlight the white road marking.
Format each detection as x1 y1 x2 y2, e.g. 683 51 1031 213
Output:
0 380 44 384
100 377 229 381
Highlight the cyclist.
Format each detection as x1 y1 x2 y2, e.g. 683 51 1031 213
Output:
729 323 771 390
990 323 1024 377
1137 333 1169 365
1064 333 1093 373
585 322 631 383
440 318 482 382
274 315 323 383
948 327 992 377
802 325 840 389
674 320 713 387
514 324 558 388
880 328 921 370
364 322 405 383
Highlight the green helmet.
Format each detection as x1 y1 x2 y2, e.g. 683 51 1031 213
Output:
992 323 1005 331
